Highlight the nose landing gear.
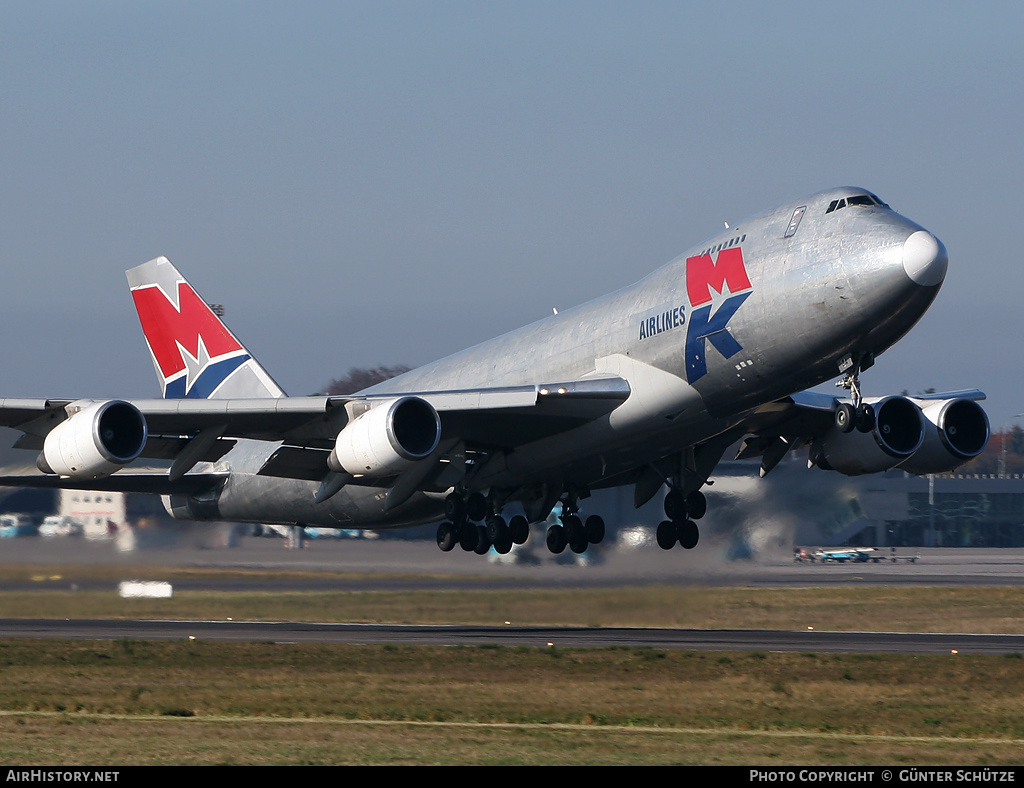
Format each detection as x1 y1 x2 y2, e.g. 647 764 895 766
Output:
835 352 877 433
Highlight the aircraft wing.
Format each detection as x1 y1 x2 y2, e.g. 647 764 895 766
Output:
0 376 631 492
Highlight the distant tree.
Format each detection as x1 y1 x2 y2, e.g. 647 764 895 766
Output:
958 426 1024 476
324 365 412 395
1009 425 1024 456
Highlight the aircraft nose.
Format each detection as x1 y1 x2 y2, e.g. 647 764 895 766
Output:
902 230 948 287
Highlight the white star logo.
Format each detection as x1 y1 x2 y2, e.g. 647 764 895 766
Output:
176 335 212 394
705 278 737 320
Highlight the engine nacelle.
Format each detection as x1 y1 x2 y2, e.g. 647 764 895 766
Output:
328 396 441 476
816 396 924 476
898 397 990 475
161 489 223 522
37 400 148 479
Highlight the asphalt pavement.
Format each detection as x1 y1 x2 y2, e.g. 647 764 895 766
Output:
0 527 1021 589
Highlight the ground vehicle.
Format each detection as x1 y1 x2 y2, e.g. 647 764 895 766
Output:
38 515 82 537
0 513 35 538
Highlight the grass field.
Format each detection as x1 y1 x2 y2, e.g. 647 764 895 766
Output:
1 566 1023 765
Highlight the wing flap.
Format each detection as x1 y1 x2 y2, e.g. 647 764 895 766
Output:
257 446 331 481
0 466 225 495
136 396 338 441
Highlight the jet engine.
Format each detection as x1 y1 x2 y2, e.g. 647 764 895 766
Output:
37 400 148 479
898 397 990 475
328 396 441 476
814 396 924 476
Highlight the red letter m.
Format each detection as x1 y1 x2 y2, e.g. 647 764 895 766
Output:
685 248 752 307
131 282 243 379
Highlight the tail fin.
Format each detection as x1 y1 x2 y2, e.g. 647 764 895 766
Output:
126 257 286 399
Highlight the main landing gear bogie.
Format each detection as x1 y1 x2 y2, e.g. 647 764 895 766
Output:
437 485 707 556
545 512 605 555
435 492 530 556
656 488 705 550
656 518 699 550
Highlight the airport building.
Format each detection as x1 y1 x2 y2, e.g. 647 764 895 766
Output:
704 460 1024 549
58 489 126 539
837 473 1024 548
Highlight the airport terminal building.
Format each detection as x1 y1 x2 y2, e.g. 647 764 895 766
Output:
839 472 1024 548
704 460 1024 549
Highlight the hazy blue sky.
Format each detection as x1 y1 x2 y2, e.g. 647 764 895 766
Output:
1 2 1021 428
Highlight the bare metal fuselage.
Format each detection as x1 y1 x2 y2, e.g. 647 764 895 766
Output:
198 187 943 528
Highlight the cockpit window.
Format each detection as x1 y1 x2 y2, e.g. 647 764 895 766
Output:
826 193 888 214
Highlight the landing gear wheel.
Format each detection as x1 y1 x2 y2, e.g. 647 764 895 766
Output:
508 515 530 545
485 515 508 545
466 492 488 522
569 533 588 555
584 514 605 544
855 402 875 433
560 515 586 553
493 532 513 554
686 490 707 520
559 514 585 552
656 520 678 550
664 489 687 521
444 494 466 524
678 519 699 549
562 513 583 540
473 525 491 555
458 523 477 551
835 403 856 433
546 524 567 554
436 521 457 552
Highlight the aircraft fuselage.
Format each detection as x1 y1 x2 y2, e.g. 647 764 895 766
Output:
198 187 948 529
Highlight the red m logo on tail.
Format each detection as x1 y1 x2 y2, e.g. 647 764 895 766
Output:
131 282 244 379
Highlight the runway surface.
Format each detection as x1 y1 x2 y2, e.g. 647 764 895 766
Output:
3 530 1024 588
2 532 1023 653
2 617 1022 655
